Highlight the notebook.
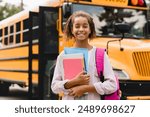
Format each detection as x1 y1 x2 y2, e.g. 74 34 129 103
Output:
62 53 84 80
64 47 88 72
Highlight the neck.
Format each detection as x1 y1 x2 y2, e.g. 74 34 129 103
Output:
73 40 92 50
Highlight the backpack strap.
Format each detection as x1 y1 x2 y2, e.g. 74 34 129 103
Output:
95 48 105 100
96 48 121 100
95 48 105 78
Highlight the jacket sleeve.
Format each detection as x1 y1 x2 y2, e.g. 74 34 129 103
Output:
93 52 117 95
51 52 69 95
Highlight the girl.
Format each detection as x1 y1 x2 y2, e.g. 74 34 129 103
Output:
51 11 117 100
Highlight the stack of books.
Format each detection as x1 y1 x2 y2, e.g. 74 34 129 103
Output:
62 47 88 80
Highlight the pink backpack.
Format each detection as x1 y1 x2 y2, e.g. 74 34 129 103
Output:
96 48 120 100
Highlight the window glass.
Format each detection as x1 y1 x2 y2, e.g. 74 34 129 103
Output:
70 4 147 38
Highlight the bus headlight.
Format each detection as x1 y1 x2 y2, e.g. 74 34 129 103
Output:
113 69 130 80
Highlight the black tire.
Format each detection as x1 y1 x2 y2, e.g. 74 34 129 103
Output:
0 82 10 95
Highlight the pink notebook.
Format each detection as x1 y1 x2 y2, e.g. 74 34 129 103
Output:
63 58 84 80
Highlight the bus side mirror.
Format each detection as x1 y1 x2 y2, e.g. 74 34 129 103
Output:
114 23 131 34
143 21 150 37
106 23 131 54
63 3 72 18
147 21 150 36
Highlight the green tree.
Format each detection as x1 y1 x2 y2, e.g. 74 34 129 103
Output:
0 3 21 21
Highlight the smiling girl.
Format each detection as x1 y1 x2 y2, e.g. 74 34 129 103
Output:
51 11 117 100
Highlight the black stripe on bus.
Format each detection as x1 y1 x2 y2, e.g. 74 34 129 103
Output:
0 40 38 50
0 69 38 73
0 56 28 61
0 78 26 86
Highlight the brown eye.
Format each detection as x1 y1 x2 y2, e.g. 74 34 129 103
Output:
75 26 80 28
74 24 80 28
83 25 88 28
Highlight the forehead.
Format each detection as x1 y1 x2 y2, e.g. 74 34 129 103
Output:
72 16 89 24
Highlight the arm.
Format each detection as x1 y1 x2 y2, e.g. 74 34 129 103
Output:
51 52 69 94
94 52 117 95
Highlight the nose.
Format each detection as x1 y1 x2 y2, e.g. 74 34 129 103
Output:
79 26 84 31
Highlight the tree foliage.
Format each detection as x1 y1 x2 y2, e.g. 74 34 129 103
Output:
0 3 21 21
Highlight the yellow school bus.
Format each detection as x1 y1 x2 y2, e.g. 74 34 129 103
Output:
0 0 150 99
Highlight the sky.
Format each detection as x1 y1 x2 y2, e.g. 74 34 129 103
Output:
0 0 45 9
1 0 150 9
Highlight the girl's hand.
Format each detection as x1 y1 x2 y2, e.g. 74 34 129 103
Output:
64 71 90 89
73 71 90 86
68 85 88 98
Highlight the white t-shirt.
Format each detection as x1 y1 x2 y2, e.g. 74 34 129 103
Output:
51 46 117 100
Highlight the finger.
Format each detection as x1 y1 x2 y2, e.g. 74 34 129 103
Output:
68 88 73 93
84 74 90 77
68 89 75 96
80 71 87 75
68 91 75 96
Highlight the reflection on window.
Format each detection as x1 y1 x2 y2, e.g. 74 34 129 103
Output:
72 4 147 38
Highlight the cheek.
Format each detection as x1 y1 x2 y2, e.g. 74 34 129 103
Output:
72 28 77 35
88 29 91 35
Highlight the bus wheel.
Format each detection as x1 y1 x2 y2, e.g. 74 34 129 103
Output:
0 82 10 95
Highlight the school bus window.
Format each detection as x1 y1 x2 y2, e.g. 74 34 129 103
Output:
4 27 8 35
33 16 39 27
10 35 13 44
32 27 39 40
23 30 29 42
44 11 58 53
23 19 29 30
3 27 8 45
16 22 21 32
32 16 39 40
16 22 21 44
0 37 2 45
71 3 147 38
9 25 14 44
16 33 20 43
0 37 2 47
0 38 1 42
10 25 14 33
4 37 8 45
23 19 29 42
0 29 2 37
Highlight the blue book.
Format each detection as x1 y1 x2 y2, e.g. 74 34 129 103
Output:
64 47 88 72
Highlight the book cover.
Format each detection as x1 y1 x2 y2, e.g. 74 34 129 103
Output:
63 53 84 80
64 47 88 72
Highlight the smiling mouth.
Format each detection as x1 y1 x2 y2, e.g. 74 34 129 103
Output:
77 33 85 36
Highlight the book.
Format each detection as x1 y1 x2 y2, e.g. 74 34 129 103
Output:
62 53 84 80
64 47 88 72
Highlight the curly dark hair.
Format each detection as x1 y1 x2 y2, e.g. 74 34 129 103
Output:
63 11 96 41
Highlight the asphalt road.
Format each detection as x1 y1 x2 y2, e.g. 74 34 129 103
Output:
0 84 28 100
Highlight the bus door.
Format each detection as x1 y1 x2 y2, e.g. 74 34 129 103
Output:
39 7 59 99
29 12 39 99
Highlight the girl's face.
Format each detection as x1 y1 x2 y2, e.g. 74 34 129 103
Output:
72 16 91 41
